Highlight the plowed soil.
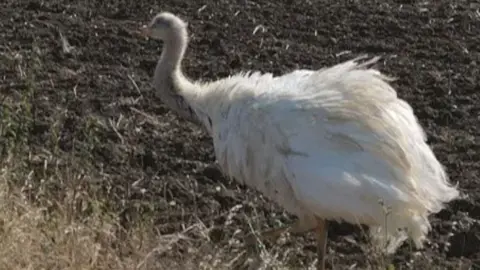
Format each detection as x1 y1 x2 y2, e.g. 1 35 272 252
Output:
1 0 479 269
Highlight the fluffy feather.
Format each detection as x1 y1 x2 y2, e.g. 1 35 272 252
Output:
183 56 460 253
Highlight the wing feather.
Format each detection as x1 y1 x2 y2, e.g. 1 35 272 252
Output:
199 56 459 253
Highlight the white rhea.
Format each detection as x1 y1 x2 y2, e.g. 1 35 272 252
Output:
139 12 460 270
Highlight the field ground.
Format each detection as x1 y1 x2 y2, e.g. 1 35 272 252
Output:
0 0 479 269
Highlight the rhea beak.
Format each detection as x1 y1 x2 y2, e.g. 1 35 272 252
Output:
139 25 151 39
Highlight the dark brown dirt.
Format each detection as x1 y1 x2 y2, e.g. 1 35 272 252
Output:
1 0 479 269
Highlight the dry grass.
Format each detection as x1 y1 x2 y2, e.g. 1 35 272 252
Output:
0 144 161 270
0 152 300 270
0 48 164 270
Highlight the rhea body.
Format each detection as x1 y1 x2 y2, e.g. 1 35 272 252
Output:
140 12 459 270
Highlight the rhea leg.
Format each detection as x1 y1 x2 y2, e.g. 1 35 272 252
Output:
315 218 328 270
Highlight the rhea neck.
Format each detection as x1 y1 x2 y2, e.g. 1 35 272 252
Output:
153 25 206 128
155 27 187 74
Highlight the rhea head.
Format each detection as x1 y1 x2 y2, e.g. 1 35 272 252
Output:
140 12 188 41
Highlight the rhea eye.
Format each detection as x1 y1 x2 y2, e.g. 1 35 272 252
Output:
155 19 169 27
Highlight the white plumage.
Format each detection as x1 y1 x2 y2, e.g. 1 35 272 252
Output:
189 57 459 250
139 12 460 269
